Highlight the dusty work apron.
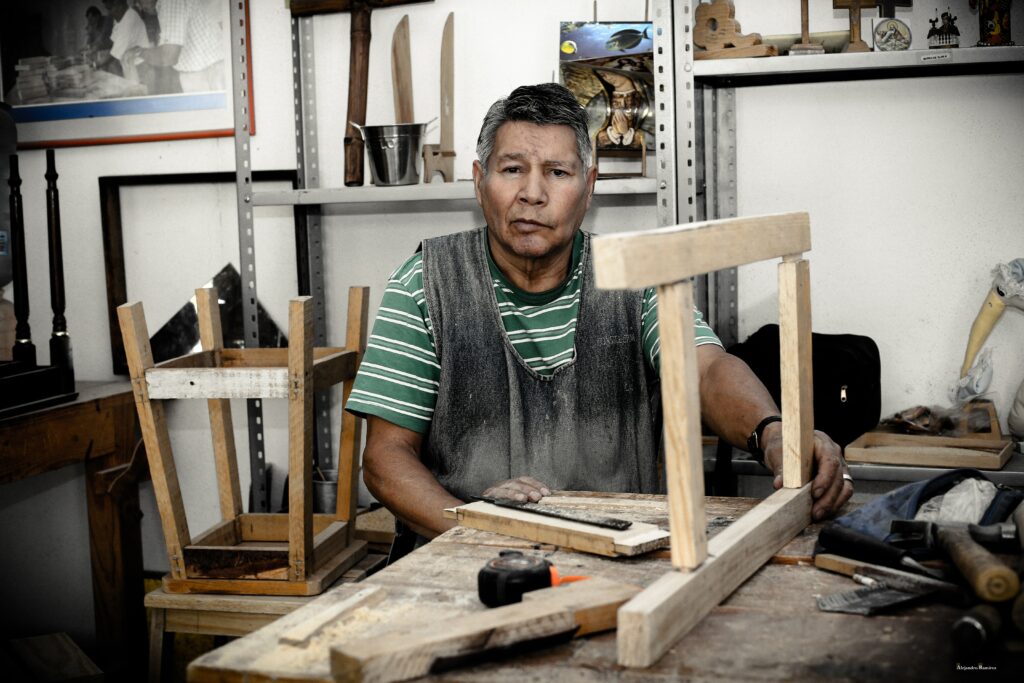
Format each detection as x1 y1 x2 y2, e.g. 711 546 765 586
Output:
419 227 662 502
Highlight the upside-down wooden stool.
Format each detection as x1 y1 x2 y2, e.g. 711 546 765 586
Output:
119 287 370 596
592 212 815 667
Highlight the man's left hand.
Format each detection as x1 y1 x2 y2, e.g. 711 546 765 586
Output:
763 426 853 521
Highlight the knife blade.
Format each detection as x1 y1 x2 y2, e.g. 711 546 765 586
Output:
423 11 455 182
473 496 633 531
391 14 414 123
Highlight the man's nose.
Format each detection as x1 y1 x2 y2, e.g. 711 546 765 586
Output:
517 170 547 205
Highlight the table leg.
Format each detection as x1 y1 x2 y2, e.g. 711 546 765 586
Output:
84 398 146 680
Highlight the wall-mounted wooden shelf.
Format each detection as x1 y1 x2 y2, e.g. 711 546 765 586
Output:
694 45 1024 87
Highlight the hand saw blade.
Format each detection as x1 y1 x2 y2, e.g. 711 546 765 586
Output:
391 14 414 123
438 11 454 151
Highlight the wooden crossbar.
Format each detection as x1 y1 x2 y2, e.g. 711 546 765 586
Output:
591 211 815 668
592 211 810 290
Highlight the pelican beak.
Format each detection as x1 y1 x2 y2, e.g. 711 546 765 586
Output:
960 288 1006 378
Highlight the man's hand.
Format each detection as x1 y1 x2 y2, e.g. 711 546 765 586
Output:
763 423 853 521
482 476 552 503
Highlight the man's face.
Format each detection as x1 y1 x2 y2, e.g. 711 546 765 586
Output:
474 121 596 268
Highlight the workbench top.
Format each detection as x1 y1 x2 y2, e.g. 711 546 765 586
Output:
188 493 999 682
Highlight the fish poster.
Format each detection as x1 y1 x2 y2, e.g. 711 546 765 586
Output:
559 21 655 159
559 22 653 61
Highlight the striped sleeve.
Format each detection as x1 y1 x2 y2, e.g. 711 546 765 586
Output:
345 253 440 433
641 287 722 375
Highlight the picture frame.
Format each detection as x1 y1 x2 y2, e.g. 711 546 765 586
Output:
1 0 254 149
99 170 305 375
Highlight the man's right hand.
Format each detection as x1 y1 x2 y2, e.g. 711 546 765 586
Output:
482 476 552 503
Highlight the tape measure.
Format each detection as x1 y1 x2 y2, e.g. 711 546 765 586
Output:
477 550 588 607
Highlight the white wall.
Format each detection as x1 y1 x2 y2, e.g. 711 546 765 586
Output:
0 0 1021 647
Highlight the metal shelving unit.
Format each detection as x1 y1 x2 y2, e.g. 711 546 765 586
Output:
227 1 1023 508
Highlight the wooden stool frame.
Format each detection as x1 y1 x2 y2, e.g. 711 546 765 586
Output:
592 212 815 667
118 287 370 596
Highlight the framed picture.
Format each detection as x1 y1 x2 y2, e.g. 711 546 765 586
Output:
0 0 254 149
99 170 304 375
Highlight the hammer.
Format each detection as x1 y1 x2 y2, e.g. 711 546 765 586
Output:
890 519 1020 603
290 0 432 186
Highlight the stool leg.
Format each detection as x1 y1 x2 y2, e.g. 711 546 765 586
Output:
148 607 173 683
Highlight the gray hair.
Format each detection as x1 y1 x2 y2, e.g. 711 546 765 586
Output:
476 83 592 173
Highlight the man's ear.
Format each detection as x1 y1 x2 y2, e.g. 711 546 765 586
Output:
584 164 598 207
472 160 485 205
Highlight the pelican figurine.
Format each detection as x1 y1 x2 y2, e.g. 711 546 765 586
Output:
961 259 1024 377
958 258 1024 438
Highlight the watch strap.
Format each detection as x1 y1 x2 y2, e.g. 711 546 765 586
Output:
746 415 782 466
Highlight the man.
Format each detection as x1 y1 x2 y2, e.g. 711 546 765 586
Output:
95 0 148 83
347 83 852 551
127 0 224 93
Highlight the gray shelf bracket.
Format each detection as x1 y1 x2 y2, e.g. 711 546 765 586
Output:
229 0 269 511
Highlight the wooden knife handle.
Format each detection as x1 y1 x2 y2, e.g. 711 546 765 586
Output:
936 525 1019 602
344 3 371 187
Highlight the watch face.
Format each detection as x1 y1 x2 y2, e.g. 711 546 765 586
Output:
874 19 912 51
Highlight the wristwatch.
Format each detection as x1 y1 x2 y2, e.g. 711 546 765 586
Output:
746 415 782 466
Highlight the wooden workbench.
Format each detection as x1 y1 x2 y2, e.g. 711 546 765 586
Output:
0 381 145 680
188 492 999 682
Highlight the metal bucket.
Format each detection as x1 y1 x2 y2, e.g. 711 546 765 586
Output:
355 123 425 186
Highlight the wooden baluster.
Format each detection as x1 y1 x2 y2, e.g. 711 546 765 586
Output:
45 149 74 391
8 154 35 366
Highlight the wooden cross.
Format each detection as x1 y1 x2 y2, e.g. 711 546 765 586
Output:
877 0 912 19
790 0 825 54
834 0 879 52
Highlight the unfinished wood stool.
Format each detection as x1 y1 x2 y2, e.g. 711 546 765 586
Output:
118 287 370 596
593 212 815 667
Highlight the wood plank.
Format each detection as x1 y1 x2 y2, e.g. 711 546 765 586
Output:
778 257 814 488
339 287 370 532
591 212 810 289
220 347 350 366
153 349 217 369
279 585 385 647
145 366 290 399
145 587 309 615
163 540 367 596
848 431 1011 450
445 501 670 557
164 610 283 638
312 522 349 573
191 519 239 547
616 485 812 667
0 398 115 483
329 578 639 683
656 281 707 569
118 302 191 578
238 513 341 541
289 296 315 581
196 287 243 521
183 544 290 580
144 353 356 399
9 633 103 682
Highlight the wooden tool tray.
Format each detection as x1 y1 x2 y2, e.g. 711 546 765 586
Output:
844 431 1013 470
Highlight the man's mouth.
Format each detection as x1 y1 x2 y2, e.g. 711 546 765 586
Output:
510 219 548 230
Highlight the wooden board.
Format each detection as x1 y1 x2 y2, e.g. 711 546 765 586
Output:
329 578 639 683
591 212 810 290
444 501 670 557
845 431 1013 469
617 485 812 667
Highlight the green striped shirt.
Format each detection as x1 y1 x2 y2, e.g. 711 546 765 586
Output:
346 231 721 433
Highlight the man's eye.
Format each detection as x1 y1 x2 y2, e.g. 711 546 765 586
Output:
501 166 521 174
550 169 568 178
